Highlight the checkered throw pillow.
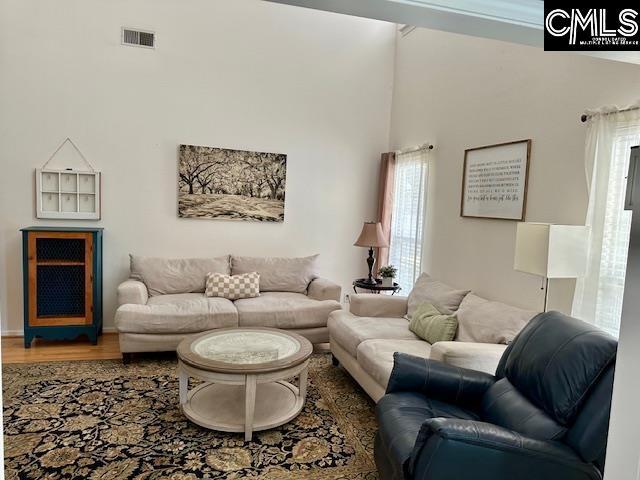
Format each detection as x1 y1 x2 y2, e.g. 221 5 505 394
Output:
205 272 260 300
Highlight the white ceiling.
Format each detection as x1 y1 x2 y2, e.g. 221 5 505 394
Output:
265 0 640 66
266 0 544 46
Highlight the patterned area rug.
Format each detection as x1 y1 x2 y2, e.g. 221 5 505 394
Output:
3 354 378 479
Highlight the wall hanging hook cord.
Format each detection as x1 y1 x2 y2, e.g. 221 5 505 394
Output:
42 137 95 171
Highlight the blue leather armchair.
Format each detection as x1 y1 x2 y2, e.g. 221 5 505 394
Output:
374 311 617 480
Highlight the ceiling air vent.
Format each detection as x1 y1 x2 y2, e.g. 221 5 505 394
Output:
398 24 416 37
121 28 155 49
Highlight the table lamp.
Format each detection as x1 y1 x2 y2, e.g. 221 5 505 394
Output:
354 222 389 285
513 222 588 311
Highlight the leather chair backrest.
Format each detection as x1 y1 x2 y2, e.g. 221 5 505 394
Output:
497 311 617 425
565 364 615 467
480 377 567 440
490 311 617 466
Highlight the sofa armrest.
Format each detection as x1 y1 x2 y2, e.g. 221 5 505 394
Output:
430 341 508 375
407 419 600 480
307 277 341 302
117 279 148 306
349 294 408 318
386 353 495 409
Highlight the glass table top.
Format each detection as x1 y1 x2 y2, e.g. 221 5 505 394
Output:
191 330 301 365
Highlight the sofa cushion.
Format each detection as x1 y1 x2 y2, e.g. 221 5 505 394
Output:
234 292 339 329
456 293 537 344
429 341 507 375
406 273 470 319
130 255 230 296
115 293 238 334
357 339 431 388
231 255 319 293
328 310 419 357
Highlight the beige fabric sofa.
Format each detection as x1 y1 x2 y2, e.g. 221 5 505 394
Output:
328 274 537 402
115 254 341 357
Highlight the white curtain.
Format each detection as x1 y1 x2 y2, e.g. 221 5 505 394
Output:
572 106 640 337
388 149 429 292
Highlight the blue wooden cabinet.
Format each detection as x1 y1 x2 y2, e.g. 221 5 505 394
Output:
21 227 103 348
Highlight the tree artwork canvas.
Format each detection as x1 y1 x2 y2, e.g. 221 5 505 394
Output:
178 144 287 222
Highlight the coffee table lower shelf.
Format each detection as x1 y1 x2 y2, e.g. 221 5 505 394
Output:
178 359 309 441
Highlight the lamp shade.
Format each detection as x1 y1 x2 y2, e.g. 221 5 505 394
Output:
514 223 588 278
354 222 389 248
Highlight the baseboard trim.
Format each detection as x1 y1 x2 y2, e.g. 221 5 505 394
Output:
2 327 118 337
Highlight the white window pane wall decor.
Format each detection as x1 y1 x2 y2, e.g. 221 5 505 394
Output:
36 169 101 220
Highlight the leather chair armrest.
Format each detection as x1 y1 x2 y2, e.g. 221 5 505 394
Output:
307 277 341 302
117 279 149 306
349 294 408 318
386 353 495 409
407 419 601 480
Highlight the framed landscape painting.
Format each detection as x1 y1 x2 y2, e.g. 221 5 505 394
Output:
178 144 287 222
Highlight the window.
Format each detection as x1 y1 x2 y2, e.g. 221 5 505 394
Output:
388 149 429 291
593 132 638 337
573 110 640 338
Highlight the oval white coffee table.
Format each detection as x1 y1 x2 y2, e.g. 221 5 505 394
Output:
176 327 313 441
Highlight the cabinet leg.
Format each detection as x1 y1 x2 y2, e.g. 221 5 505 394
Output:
331 354 339 367
24 336 32 348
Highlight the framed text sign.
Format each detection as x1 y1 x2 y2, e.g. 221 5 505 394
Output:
460 139 531 221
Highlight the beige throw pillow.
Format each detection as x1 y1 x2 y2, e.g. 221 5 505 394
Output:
406 273 470 319
455 293 538 344
231 255 319 293
130 255 230 296
205 272 260 300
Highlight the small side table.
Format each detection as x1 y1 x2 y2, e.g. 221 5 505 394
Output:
353 278 401 295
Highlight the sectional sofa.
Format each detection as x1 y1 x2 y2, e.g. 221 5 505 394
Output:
328 273 538 402
115 254 341 359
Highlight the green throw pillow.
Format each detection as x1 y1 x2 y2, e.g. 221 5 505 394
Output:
409 302 458 344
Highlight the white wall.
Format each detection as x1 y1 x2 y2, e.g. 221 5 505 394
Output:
606 175 640 480
389 28 640 313
0 0 396 333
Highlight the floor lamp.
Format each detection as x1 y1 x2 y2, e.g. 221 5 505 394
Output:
513 223 588 312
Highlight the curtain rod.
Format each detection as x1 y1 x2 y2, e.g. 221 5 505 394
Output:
396 143 434 154
581 106 640 123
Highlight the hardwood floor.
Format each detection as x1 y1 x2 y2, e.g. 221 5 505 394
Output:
1 334 329 364
2 333 122 364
